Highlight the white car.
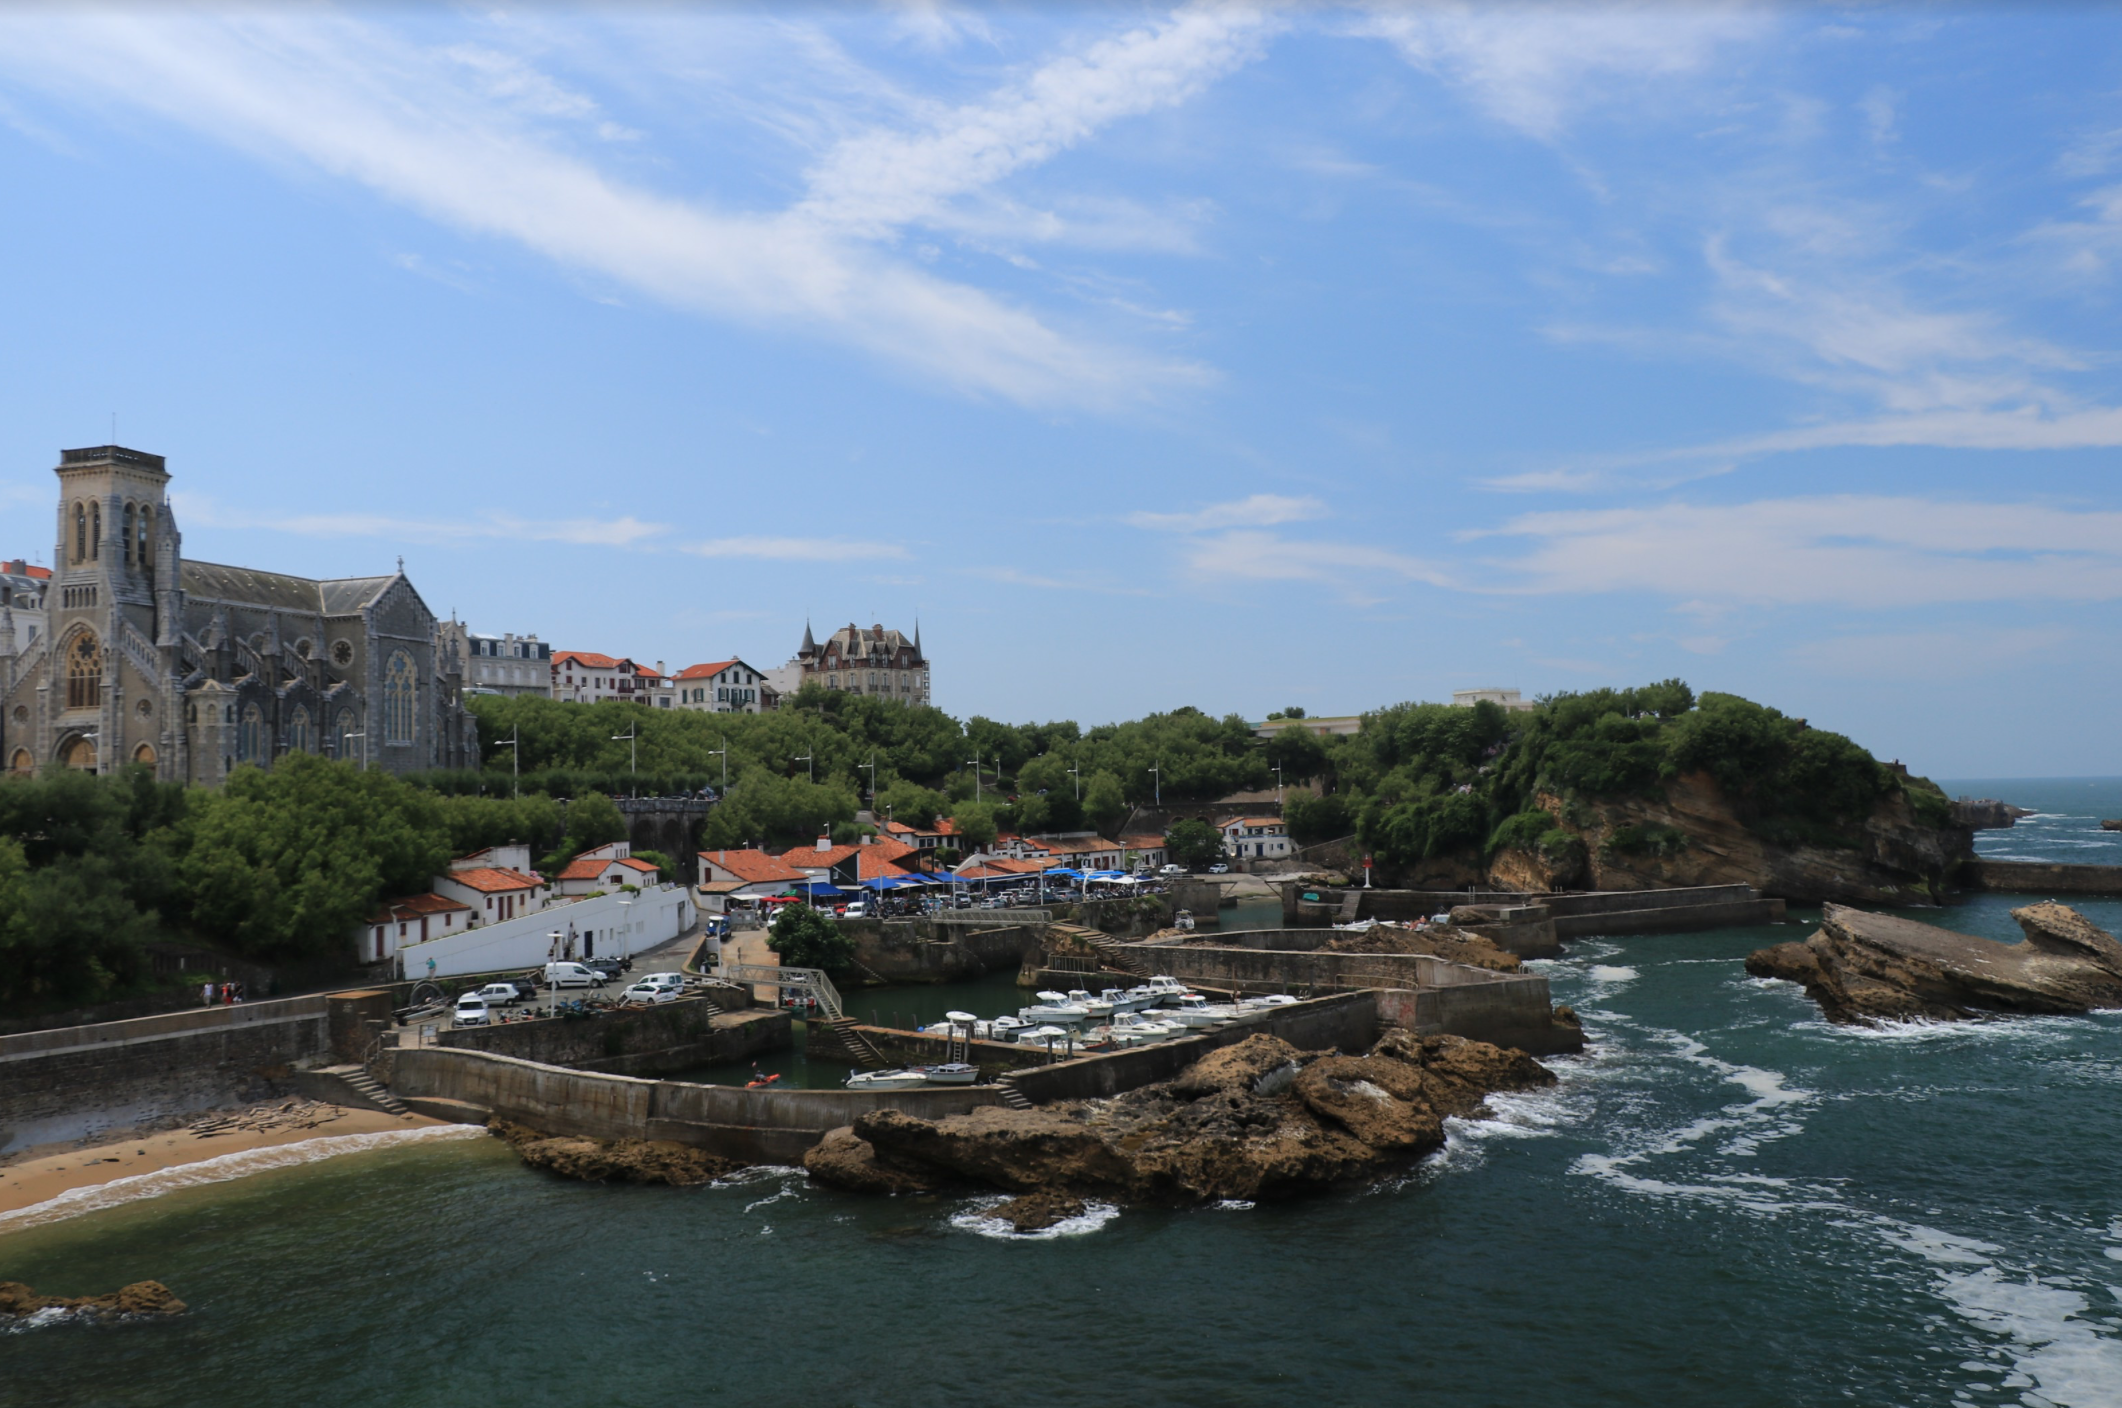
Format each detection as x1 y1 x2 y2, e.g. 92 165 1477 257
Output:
465 982 523 1007
619 981 680 1005
1160 864 1185 877
636 971 686 994
452 994 490 1027
543 962 607 989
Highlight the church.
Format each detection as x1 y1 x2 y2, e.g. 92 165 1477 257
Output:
0 444 477 784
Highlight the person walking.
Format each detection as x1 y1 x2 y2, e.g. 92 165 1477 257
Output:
202 980 215 1008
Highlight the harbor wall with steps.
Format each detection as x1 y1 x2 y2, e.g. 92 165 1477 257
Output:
1963 860 2122 896
431 1002 787 1078
845 921 1045 985
386 1047 1005 1164
1280 881 1785 939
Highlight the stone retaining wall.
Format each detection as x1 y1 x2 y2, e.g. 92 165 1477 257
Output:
387 1047 1004 1163
1965 860 2122 896
433 1002 789 1077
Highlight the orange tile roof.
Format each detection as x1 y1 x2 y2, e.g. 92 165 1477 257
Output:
776 843 916 881
558 858 611 881
675 660 739 680
615 857 658 873
448 867 543 893
554 650 627 670
700 849 807 884
1223 817 1286 829
369 892 474 922
24 565 50 580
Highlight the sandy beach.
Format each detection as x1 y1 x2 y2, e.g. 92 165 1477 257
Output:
0 1102 448 1220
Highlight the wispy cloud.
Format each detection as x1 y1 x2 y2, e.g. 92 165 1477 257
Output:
798 3 1276 245
0 10 1215 408
1177 530 1453 600
1481 496 2122 607
962 565 1149 595
175 495 666 548
1351 2 1767 140
685 537 910 562
1127 493 1328 532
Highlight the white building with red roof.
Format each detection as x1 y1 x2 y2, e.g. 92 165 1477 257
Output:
672 658 768 714
551 650 653 705
360 892 474 966
554 841 662 896
1220 816 1292 861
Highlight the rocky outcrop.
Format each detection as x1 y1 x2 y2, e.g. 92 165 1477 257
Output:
1744 902 2122 1025
1315 923 1521 971
1492 776 1972 905
489 1119 745 1186
2103 819 2122 833
0 1281 186 1320
990 1191 1088 1232
802 1032 1556 1207
1951 799 2033 829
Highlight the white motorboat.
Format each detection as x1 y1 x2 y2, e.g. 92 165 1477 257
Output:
1141 976 1190 1001
1110 1011 1183 1042
1100 987 1152 1014
845 1068 931 1090
1160 993 1227 1028
1019 991 1090 1023
1333 917 1380 932
1079 1024 1150 1049
984 1015 1032 1041
1173 909 1196 932
1014 1023 1076 1047
845 1063 982 1089
1066 989 1119 1019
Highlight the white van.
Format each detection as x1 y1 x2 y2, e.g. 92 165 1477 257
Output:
544 962 607 989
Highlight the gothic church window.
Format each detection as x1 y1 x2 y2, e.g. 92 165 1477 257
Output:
89 501 99 560
122 503 135 565
73 503 86 563
335 708 356 756
66 632 100 709
8 748 29 777
138 507 153 580
384 651 416 744
332 639 354 668
239 704 263 764
289 706 311 756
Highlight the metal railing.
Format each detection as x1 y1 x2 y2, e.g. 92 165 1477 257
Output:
714 962 843 1020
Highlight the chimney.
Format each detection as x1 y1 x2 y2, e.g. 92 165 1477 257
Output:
816 833 831 852
656 660 666 677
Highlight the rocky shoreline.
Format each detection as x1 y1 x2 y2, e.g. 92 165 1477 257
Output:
802 1031 1556 1217
487 1120 745 1186
1745 901 2122 1025
1 1280 185 1321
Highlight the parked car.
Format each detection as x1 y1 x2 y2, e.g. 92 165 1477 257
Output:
1208 863 1229 874
1160 863 1185 877
619 981 680 1005
464 982 524 1008
505 976 539 1002
842 901 869 918
636 972 686 994
582 957 631 981
452 994 491 1027
544 961 607 989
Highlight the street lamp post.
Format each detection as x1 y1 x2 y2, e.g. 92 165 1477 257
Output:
793 751 813 782
611 724 637 792
547 929 563 1018
617 897 633 962
1272 761 1284 808
967 753 982 803
1067 760 1081 800
707 738 728 793
859 752 876 811
495 725 520 798
342 730 367 771
1148 759 1162 806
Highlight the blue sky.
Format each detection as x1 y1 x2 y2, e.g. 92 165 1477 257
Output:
1 4 2118 776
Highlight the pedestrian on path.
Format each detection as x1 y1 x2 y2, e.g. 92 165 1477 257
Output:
202 981 215 1007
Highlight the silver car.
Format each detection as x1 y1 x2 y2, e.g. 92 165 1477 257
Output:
452 995 491 1027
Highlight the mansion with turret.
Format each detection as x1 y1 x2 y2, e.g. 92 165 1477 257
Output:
0 445 476 784
765 621 930 707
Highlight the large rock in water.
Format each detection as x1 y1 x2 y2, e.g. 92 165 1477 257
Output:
802 1032 1557 1207
1745 902 2122 1025
0 1280 186 1319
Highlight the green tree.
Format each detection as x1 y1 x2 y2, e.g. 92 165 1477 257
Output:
1164 817 1223 869
1083 772 1128 837
175 755 449 960
0 841 157 1008
949 802 999 852
767 904 854 971
1284 792 1351 846
877 777 947 828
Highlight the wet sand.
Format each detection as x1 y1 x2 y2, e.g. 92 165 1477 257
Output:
0 1103 444 1219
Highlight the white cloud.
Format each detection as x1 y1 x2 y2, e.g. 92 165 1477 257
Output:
0 11 1209 408
174 495 665 548
1127 493 1328 532
685 538 910 562
1482 496 2122 607
1352 2 1767 139
1789 625 2075 680
1178 529 1453 590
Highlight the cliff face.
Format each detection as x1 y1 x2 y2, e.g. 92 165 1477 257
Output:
1492 773 1972 904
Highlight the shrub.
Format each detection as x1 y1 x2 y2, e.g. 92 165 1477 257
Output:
1603 824 1691 859
767 905 855 971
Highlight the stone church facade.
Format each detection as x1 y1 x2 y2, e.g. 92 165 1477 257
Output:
0 445 477 785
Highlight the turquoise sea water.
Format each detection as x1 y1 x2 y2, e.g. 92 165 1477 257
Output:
8 786 2122 1407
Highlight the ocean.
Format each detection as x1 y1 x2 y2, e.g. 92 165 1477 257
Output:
5 780 2121 1407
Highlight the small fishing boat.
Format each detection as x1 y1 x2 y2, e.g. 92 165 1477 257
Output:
1013 1023 1076 1047
1160 993 1226 1028
1173 909 1195 932
1101 987 1151 1014
844 1064 982 1090
1019 991 1090 1023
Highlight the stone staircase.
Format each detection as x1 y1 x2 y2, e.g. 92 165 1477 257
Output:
994 1073 1035 1110
312 1064 412 1117
1057 925 1151 978
823 1016 893 1071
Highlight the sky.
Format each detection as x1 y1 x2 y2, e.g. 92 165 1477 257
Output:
0 3 2118 777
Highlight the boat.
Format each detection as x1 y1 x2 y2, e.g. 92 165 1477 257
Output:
843 1064 982 1090
1100 987 1152 1014
1173 909 1195 932
1019 991 1090 1023
1013 1024 1076 1047
1110 1011 1183 1042
1066 989 1120 1019
1160 993 1227 1028
1140 976 1190 1002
